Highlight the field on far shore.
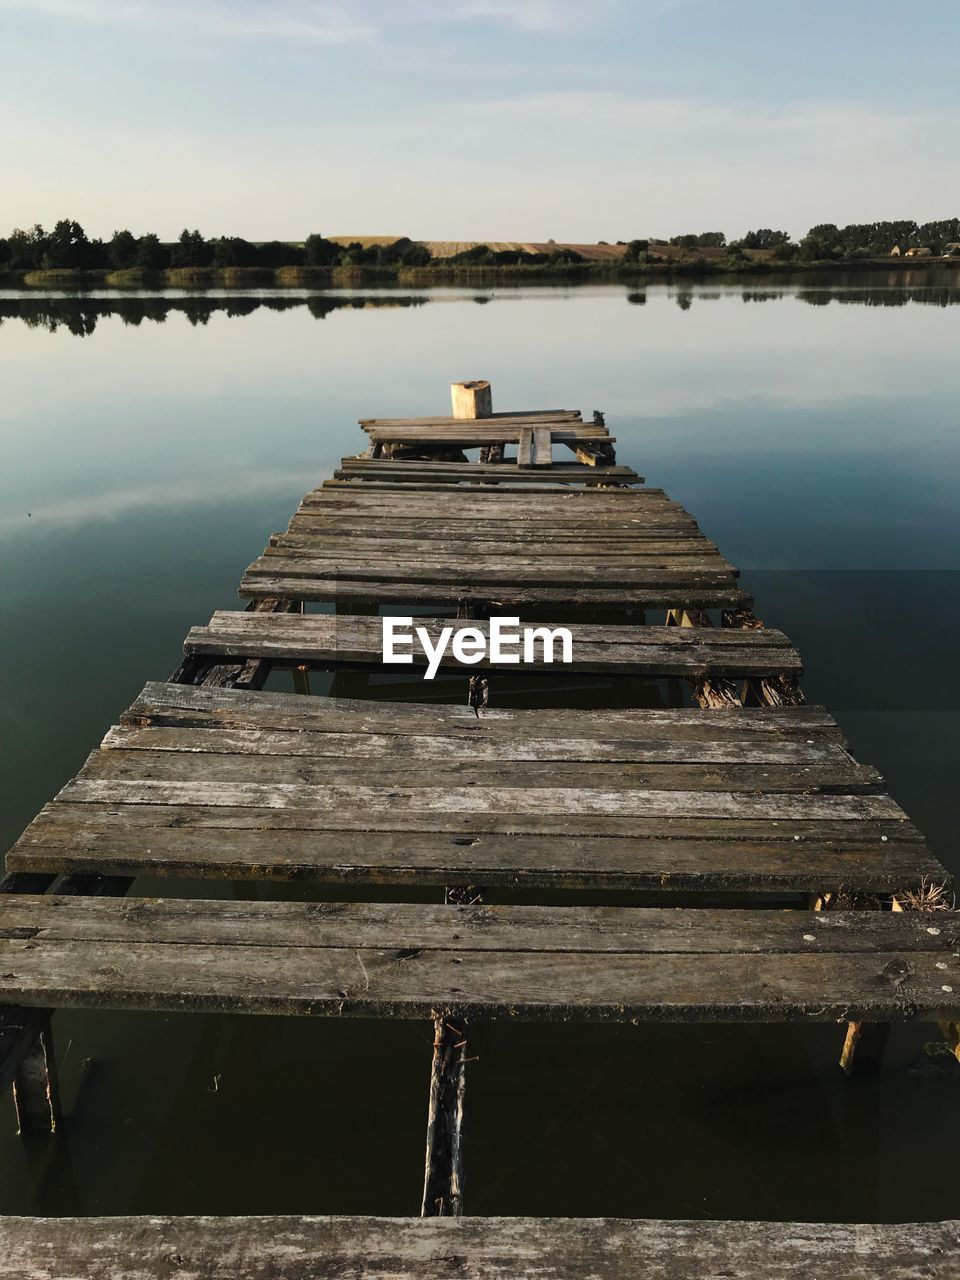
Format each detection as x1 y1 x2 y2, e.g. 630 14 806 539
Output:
326 237 776 262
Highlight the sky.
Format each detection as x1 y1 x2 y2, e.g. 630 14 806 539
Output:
2 0 959 243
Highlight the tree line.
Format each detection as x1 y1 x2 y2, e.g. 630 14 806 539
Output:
0 223 436 272
662 220 960 259
2 218 959 274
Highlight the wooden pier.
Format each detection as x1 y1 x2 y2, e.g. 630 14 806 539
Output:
1 384 957 1277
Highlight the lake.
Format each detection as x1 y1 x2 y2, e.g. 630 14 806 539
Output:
1 275 958 1222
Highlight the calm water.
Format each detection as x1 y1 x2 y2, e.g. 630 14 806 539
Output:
1 276 958 1221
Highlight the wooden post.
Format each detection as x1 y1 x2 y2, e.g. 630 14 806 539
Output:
13 1019 61 1136
421 1013 468 1216
840 1021 891 1078
813 889 892 1077
451 381 492 419
421 883 478 1217
291 664 311 696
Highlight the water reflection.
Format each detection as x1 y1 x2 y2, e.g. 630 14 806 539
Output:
0 293 430 336
2 270 960 334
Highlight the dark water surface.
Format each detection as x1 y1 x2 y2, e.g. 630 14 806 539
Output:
1 278 958 1221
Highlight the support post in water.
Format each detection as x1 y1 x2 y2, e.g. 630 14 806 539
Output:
421 1012 468 1217
13 1019 62 1137
813 888 892 1078
451 380 492 419
421 884 477 1217
840 1021 891 1078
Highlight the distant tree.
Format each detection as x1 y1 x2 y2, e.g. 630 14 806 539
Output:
171 229 213 268
799 223 841 260
669 232 726 249
136 233 168 271
43 219 93 269
338 241 365 266
109 229 139 270
210 236 259 268
0 238 10 266
623 238 649 262
720 243 749 265
7 225 48 270
304 233 341 267
374 237 431 267
259 240 304 268
736 228 791 250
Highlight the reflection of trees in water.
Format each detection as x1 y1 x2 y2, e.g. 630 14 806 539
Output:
0 294 429 336
3 282 960 336
794 288 960 307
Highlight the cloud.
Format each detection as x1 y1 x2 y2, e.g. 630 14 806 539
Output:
443 0 603 32
0 0 644 40
0 0 375 43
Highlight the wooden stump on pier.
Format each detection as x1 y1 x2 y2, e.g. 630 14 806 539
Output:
451 380 492 419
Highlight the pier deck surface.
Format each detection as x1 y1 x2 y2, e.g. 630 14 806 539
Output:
2 394 957 1274
7 683 944 893
240 477 752 610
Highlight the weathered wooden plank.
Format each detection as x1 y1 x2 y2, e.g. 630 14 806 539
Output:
361 410 582 427
55 779 907 821
239 576 752 610
3 896 953 955
273 533 720 557
299 484 669 505
517 427 533 468
100 724 844 765
326 471 638 489
287 519 704 542
291 512 700 535
80 750 881 794
533 426 552 468
22 798 923 843
1 899 957 1021
286 522 705 546
291 510 691 537
302 487 668 509
1 1214 957 1280
11 821 937 892
121 683 845 739
248 554 738 584
302 484 667 503
184 614 794 677
360 427 609 444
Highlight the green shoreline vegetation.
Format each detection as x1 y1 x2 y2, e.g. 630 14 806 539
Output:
2 220 960 289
